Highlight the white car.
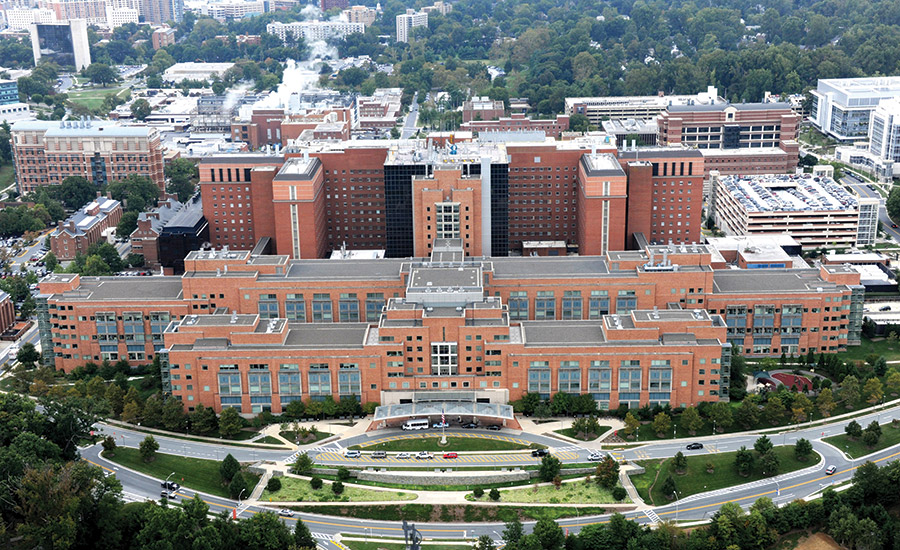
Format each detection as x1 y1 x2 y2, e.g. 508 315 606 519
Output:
397 452 412 459
344 450 361 458
416 451 434 460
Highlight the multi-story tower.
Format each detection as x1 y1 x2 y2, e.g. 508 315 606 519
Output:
395 8 427 43
11 120 166 194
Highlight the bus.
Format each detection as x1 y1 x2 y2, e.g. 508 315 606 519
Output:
401 419 429 431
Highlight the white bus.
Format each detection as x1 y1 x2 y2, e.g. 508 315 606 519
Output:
401 419 429 431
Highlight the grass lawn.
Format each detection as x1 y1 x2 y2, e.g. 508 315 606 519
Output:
67 87 127 110
554 426 610 441
262 476 416 502
279 430 333 444
835 336 900 362
0 164 15 191
349 436 542 452
255 436 283 444
104 447 260 499
491 478 627 504
823 423 900 458
631 446 820 506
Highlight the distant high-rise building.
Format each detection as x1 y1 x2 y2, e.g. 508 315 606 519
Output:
140 0 183 24
395 8 427 43
320 0 349 11
29 19 91 71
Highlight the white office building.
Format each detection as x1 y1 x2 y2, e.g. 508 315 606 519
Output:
265 20 365 44
396 8 427 43
810 77 900 142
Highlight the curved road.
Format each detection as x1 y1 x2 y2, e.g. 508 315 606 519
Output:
82 403 900 543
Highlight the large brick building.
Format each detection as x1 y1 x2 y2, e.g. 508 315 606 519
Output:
38 238 863 413
10 120 167 194
198 137 708 257
49 196 123 260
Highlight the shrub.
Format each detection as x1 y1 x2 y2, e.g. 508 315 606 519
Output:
612 487 627 501
337 466 351 481
266 477 282 492
310 477 323 490
332 481 344 495
489 488 500 501
473 487 484 498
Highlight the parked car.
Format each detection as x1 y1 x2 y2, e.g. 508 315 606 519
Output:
531 449 549 457
826 465 837 475
587 451 604 461
686 442 704 450
160 481 180 491
416 451 434 460
344 450 361 458
432 422 449 429
278 509 295 517
443 452 458 459
371 451 387 459
397 452 412 459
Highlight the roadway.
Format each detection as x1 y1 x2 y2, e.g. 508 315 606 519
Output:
400 92 419 139
79 401 900 541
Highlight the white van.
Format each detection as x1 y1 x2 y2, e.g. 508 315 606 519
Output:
401 419 429 431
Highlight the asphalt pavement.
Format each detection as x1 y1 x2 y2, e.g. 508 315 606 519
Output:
80 401 900 541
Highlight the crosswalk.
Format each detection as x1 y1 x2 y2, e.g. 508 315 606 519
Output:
644 509 661 525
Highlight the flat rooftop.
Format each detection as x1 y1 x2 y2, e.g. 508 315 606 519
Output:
712 269 841 294
47 277 184 301
718 173 858 213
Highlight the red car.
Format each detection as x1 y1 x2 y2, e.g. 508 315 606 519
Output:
443 452 458 459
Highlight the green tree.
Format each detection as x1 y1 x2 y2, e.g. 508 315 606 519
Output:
661 475 677 500
734 446 754 477
763 396 785 425
291 453 314 475
539 454 561 482
139 435 159 462
672 451 688 474
681 406 704 435
229 471 248 499
817 387 837 417
864 377 884 405
532 518 564 550
475 534 496 550
709 402 733 432
130 98 152 121
652 412 671 437
623 412 640 438
331 480 344 495
220 453 240 483
218 406 243 438
293 519 317 549
594 455 619 489
161 397 186 432
754 435 773 456
165 158 198 201
845 420 863 439
190 403 217 435
101 435 117 456
52 176 96 209
840 375 860 406
794 438 813 461
760 450 780 476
